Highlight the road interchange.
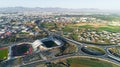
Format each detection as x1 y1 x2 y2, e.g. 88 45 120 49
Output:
20 21 120 67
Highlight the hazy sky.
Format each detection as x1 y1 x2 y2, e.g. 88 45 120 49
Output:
0 0 119 10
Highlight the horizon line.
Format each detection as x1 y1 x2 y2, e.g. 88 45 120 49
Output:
0 6 120 10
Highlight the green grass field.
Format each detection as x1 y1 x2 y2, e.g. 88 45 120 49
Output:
86 46 105 54
98 26 120 33
41 22 55 28
62 26 74 32
79 25 120 33
0 48 8 61
67 57 119 67
50 57 120 67
79 25 93 29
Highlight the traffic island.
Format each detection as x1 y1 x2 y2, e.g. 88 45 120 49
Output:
81 46 105 56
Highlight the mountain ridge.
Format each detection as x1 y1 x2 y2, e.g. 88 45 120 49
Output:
0 7 119 13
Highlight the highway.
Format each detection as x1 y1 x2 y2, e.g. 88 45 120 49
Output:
54 33 120 65
20 21 120 67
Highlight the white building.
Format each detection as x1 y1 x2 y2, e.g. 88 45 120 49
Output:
32 37 63 52
32 40 47 52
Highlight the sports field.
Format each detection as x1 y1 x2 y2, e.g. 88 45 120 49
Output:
0 47 8 61
12 44 32 56
43 41 58 48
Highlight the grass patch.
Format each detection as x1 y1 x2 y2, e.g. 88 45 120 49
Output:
98 26 120 33
75 23 120 33
67 57 119 67
86 46 105 54
81 46 105 55
41 22 55 28
79 25 94 29
19 32 29 34
62 26 74 32
0 47 8 61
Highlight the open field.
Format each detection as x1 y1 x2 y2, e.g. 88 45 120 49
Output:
42 21 120 33
0 47 8 61
61 23 120 33
75 23 120 33
74 23 106 28
50 56 120 67
67 57 119 67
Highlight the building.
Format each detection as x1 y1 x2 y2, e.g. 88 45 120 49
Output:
32 37 63 52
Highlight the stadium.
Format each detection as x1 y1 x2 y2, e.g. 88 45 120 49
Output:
32 37 63 52
0 37 63 61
